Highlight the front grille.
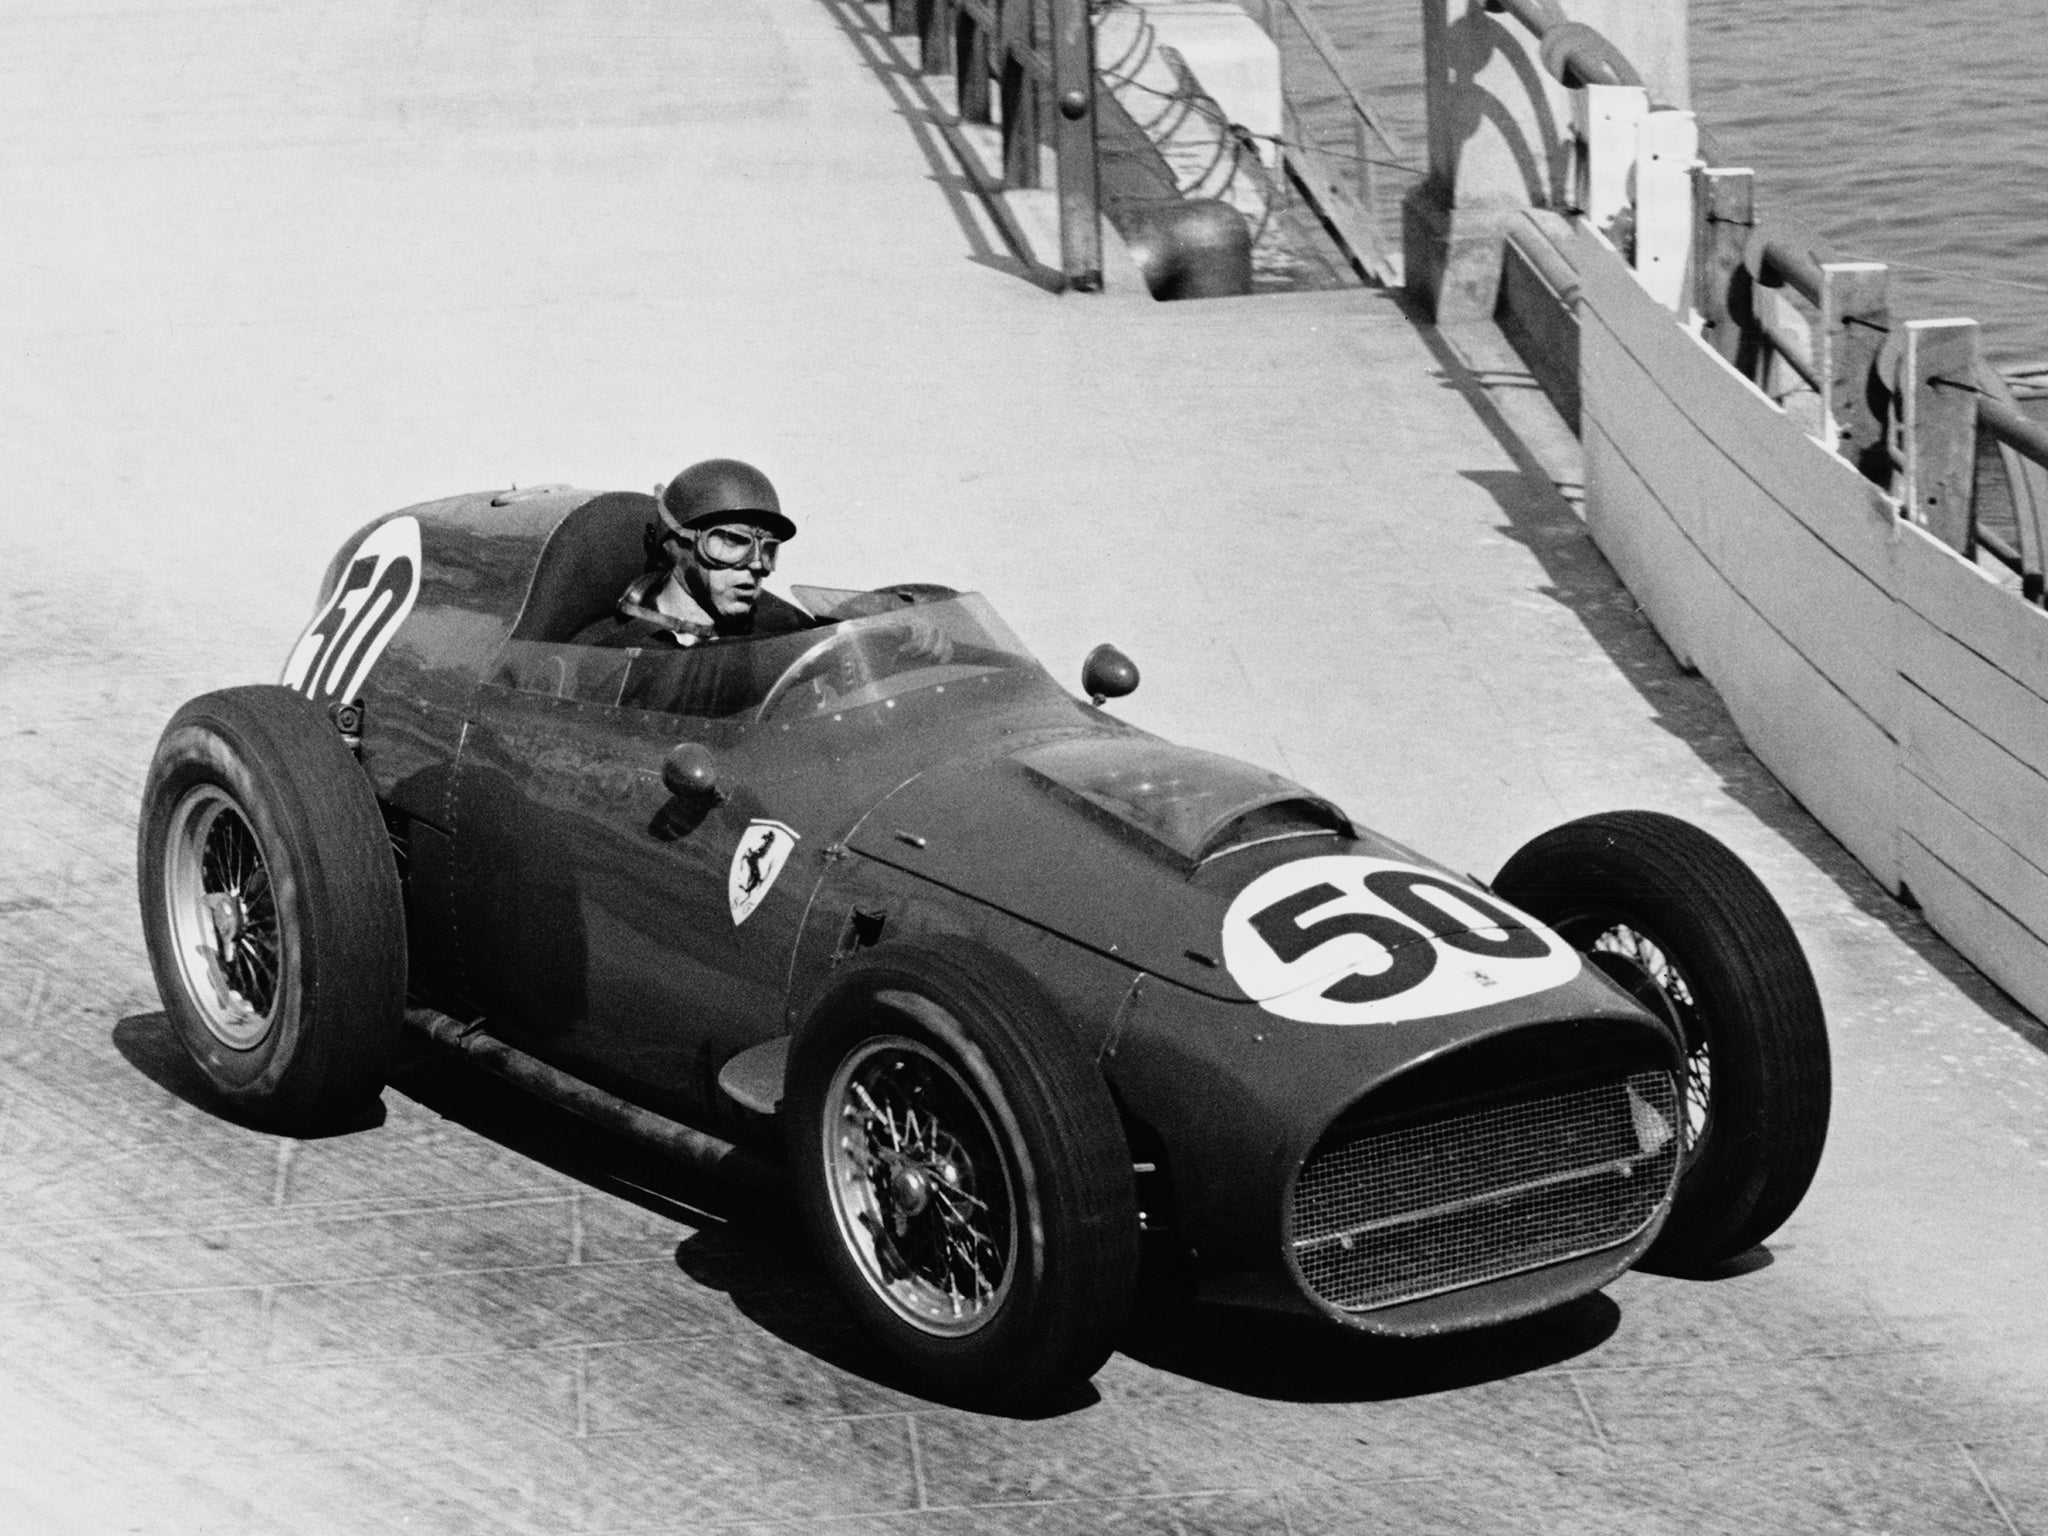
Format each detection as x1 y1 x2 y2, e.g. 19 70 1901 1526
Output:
1291 1070 1680 1312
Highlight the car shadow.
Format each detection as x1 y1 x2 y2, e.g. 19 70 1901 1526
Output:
390 1050 1097 1416
111 1011 386 1136
1634 1243 1775 1282
124 1021 1644 1416
383 1050 1622 1414
1119 1289 1620 1403
670 1218 1103 1420
384 1049 748 1233
671 1204 1623 1411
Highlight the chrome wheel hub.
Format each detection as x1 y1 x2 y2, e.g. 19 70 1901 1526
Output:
205 892 245 947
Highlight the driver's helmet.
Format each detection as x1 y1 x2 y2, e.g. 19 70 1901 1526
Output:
658 459 797 542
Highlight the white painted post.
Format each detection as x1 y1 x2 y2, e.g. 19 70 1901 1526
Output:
1632 107 1697 313
1575 83 1648 246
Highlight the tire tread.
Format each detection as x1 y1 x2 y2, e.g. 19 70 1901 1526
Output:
139 685 404 1129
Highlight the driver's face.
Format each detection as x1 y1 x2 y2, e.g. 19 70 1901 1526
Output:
676 527 773 620
693 559 762 619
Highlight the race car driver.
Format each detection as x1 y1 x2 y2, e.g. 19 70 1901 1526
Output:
571 458 816 649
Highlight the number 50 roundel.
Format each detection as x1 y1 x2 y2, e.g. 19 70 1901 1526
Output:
1221 855 1580 1025
280 517 423 706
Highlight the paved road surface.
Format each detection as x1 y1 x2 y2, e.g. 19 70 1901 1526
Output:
2 2 2044 1531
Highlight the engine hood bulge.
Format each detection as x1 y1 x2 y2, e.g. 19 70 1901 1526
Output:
844 732 1581 1015
1007 734 1353 863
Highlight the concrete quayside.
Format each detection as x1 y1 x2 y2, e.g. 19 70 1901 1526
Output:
1 1 2046 1532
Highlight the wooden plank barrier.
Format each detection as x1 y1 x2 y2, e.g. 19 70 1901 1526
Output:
1584 412 1902 882
1892 523 2048 1004
1581 316 1899 722
1499 211 1581 429
1573 220 2048 1024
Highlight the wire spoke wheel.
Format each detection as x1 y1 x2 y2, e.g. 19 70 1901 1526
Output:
822 1034 1017 1336
1586 921 1711 1162
163 785 283 1049
787 949 1139 1405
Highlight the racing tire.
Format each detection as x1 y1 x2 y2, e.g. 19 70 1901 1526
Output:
1492 811 1830 1274
785 946 1140 1407
138 684 405 1132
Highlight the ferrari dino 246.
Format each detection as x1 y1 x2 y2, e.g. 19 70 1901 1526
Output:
139 486 1830 1404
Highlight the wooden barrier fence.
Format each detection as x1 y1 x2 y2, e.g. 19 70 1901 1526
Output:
1476 3 2048 1025
1568 210 2048 1025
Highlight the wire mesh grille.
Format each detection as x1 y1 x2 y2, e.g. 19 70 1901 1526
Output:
1291 1070 1680 1312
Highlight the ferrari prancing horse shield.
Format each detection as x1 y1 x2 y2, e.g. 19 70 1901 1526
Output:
729 819 800 926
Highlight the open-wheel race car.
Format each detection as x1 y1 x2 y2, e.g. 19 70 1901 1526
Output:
138 485 1831 1406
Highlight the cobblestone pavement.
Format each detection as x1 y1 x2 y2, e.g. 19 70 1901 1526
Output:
3 2 2045 1532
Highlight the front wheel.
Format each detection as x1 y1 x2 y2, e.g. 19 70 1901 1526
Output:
784 947 1139 1407
1493 811 1830 1273
138 685 406 1132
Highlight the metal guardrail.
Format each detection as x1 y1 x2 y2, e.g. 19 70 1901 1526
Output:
882 0 1421 294
1484 0 1642 91
889 0 1101 290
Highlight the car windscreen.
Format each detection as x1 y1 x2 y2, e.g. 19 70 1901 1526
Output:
488 592 1050 722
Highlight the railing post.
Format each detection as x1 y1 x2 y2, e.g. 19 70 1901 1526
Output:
1574 84 1647 245
1632 107 1696 311
1817 261 1891 473
1901 318 1982 553
890 0 918 39
957 2 992 123
1049 0 1102 291
998 3 1040 190
920 0 951 78
1692 166 1754 366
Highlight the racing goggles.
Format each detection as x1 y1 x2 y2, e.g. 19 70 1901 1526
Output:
690 523 782 571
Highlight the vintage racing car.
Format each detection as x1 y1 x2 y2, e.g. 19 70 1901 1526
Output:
138 485 1831 1405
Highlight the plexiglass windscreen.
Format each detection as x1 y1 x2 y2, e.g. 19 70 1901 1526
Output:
490 591 1051 722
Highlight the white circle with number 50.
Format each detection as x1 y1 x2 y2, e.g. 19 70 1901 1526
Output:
280 517 423 706
1220 855 1580 1026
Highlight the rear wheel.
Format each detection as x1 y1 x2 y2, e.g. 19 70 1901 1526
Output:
138 685 405 1131
1494 811 1830 1272
786 947 1139 1406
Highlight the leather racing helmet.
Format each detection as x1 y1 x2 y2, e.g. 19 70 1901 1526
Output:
658 459 796 542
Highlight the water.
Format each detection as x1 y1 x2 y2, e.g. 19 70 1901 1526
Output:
1305 0 2048 364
